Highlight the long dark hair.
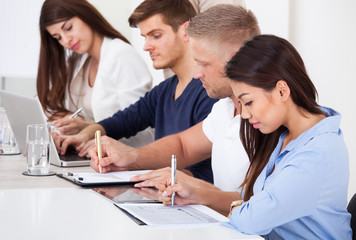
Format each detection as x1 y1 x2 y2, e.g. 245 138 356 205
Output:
225 35 324 201
37 0 129 119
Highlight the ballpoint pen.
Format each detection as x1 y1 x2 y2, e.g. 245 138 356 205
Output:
171 155 177 206
95 130 103 174
69 107 83 119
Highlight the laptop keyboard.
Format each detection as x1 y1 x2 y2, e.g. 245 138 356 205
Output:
59 149 90 162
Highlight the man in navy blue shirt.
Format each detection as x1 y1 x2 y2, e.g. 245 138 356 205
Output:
54 0 217 183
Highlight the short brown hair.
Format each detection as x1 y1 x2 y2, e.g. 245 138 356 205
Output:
187 5 260 49
129 0 197 32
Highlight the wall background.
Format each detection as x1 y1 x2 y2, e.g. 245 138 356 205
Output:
0 0 355 199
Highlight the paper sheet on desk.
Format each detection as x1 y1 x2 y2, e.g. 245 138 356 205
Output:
74 170 151 183
115 203 229 226
57 170 151 186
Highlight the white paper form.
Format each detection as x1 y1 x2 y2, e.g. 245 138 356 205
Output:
60 170 151 184
115 203 229 226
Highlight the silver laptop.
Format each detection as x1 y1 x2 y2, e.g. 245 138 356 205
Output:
0 90 90 167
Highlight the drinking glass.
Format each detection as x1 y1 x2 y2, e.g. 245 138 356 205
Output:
25 124 50 175
0 107 19 155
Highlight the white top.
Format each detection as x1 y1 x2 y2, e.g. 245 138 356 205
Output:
66 37 154 147
80 68 94 118
202 98 249 191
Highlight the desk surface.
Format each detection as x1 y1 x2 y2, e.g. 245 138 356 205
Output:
0 154 92 189
0 155 262 240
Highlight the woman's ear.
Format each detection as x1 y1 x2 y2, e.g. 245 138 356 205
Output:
276 80 290 101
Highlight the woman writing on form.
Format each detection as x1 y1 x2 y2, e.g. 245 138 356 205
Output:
37 0 154 147
157 35 352 239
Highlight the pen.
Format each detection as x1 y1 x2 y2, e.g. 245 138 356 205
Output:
69 107 83 119
95 130 103 174
171 154 177 206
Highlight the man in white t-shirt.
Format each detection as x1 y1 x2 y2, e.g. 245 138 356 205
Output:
202 98 248 191
89 5 260 209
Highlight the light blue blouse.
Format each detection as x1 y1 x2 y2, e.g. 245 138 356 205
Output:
227 107 352 239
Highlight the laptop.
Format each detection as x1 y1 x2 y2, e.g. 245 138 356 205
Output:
0 90 90 167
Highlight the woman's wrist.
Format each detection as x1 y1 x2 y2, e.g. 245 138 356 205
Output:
192 187 213 206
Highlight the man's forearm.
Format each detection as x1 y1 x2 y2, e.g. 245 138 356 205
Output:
128 123 210 171
128 134 185 170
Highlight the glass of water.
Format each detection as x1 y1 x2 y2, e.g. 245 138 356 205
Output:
25 124 50 175
0 107 20 155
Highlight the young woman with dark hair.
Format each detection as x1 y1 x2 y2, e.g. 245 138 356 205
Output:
157 35 352 239
37 0 153 147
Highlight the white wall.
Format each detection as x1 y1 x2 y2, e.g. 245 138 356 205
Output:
0 0 44 97
88 0 132 42
288 0 356 200
246 0 289 38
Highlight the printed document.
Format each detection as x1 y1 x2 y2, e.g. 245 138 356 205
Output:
115 203 229 226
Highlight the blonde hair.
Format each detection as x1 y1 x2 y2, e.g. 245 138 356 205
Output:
187 5 260 53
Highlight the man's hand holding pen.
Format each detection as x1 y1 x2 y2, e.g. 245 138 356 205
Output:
88 135 136 173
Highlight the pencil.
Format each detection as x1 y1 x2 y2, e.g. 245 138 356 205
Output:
95 130 103 174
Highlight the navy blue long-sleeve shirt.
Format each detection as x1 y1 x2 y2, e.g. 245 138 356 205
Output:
99 75 218 183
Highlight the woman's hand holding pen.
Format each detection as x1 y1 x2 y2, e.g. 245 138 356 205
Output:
155 178 199 206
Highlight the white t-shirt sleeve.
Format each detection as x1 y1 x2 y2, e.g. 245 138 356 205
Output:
202 101 219 142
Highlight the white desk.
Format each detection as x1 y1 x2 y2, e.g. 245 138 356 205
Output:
0 155 262 240
0 154 93 189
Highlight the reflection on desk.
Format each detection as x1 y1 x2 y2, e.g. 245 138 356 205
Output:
93 186 160 203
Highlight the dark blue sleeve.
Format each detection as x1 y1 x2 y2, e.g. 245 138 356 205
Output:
98 86 159 140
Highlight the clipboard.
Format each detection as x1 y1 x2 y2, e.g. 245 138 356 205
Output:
56 170 151 187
